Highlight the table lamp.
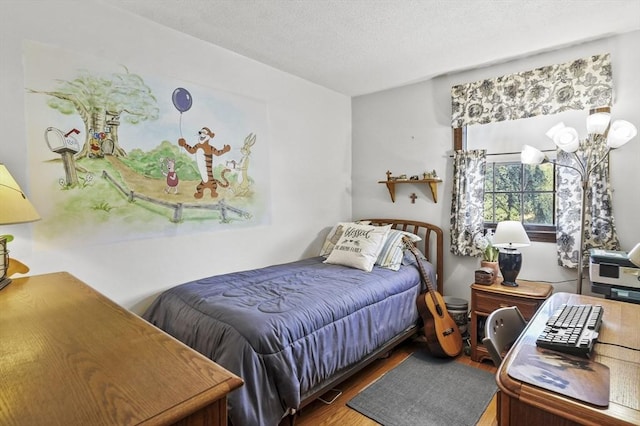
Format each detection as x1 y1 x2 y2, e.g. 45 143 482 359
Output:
492 221 530 287
0 164 40 290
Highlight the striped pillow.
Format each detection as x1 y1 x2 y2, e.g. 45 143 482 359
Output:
376 230 422 271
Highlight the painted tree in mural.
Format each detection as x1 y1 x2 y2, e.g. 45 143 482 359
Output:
28 67 159 159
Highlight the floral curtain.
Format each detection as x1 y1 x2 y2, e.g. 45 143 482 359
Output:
451 53 612 128
450 149 486 256
556 137 620 268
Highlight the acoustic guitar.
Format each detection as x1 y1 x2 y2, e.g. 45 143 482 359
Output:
403 236 463 358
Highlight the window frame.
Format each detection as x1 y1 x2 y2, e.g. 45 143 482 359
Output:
483 160 557 243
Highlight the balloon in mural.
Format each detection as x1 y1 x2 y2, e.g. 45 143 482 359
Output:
172 87 193 113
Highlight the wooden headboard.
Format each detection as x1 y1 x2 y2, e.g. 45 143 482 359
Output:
362 218 444 294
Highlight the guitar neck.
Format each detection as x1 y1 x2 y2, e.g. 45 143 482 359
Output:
404 237 436 294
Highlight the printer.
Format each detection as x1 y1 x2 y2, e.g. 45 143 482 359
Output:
590 248 640 304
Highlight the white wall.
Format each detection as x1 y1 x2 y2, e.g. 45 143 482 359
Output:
353 31 640 303
0 1 351 313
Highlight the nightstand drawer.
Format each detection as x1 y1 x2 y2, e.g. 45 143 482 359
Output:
474 291 539 319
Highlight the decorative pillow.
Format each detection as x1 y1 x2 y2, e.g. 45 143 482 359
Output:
324 224 391 272
319 220 371 257
376 230 422 271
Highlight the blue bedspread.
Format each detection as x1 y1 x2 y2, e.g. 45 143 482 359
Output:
143 256 434 426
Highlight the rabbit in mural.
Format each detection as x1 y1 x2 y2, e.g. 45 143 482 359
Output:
178 127 231 198
234 133 257 196
161 157 179 194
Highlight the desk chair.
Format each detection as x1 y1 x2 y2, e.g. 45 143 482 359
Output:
482 306 527 366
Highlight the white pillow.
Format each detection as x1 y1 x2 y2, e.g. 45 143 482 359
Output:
319 221 371 257
324 224 391 272
376 230 422 271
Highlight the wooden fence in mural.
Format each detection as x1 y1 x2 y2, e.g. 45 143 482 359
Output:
101 170 251 223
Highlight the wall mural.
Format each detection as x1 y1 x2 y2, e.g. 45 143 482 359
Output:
23 41 270 247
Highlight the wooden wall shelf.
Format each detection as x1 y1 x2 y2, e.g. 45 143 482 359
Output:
378 178 442 203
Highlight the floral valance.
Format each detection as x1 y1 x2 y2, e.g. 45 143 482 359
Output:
451 53 613 128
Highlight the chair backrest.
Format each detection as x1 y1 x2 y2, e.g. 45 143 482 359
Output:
481 306 527 367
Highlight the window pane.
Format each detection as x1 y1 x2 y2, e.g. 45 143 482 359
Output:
494 193 522 221
483 160 556 242
523 193 554 225
524 163 553 191
494 163 521 192
484 163 494 191
483 193 494 222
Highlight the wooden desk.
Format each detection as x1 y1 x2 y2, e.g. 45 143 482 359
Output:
497 292 640 426
0 272 243 426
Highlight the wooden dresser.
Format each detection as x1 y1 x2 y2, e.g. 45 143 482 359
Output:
0 272 243 426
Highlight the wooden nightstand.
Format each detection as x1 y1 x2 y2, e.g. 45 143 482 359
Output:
470 279 553 363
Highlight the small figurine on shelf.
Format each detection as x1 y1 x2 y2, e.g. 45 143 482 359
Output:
398 174 407 181
410 175 419 180
423 169 439 180
386 170 393 181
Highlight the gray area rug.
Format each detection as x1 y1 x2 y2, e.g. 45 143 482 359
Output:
347 351 497 426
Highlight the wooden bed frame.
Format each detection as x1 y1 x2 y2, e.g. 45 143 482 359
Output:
291 218 444 421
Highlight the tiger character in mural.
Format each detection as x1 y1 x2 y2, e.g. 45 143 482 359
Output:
178 127 231 198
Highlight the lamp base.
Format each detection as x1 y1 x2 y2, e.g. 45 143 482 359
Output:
498 249 523 288
0 277 12 291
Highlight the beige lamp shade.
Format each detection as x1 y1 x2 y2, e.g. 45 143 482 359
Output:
492 221 530 249
0 164 40 225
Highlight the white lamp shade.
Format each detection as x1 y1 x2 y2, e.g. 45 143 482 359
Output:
606 120 638 149
585 112 611 135
552 126 580 153
545 122 566 141
492 221 530 248
629 243 640 268
0 164 40 225
521 145 546 164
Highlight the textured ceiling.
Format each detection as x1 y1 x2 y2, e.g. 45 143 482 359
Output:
102 0 640 96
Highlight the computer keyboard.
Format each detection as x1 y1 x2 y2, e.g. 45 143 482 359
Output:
536 303 603 356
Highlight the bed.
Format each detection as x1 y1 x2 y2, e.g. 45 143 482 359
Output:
142 218 444 426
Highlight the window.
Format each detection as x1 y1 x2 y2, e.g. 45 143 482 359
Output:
483 161 556 242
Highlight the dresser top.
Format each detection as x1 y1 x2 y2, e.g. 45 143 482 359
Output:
0 272 243 426
472 279 553 299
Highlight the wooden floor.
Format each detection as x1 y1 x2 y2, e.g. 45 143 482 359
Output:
290 337 498 426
